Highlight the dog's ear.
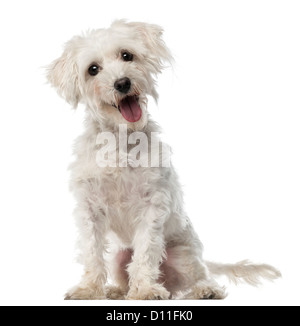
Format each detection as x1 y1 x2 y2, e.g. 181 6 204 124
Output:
131 22 173 66
47 38 81 108
113 20 173 74
131 22 173 73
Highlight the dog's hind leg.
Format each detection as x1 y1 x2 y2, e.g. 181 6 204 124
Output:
182 279 226 300
160 245 226 300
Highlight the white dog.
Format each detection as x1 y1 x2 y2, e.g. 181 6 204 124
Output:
47 20 281 300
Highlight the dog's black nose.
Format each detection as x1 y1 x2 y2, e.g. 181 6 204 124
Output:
114 77 131 94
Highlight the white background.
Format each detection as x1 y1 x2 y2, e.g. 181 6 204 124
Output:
0 0 299 306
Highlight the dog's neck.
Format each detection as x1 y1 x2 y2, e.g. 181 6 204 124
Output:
76 109 167 169
83 109 162 137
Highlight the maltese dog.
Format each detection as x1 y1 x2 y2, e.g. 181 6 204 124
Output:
47 20 280 300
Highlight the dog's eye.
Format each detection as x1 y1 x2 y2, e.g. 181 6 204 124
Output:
88 64 100 76
122 51 133 62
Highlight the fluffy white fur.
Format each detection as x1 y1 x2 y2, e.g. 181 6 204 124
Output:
47 20 281 300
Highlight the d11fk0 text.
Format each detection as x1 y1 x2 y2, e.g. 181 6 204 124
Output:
151 310 193 321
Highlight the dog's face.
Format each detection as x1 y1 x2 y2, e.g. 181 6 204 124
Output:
47 20 172 130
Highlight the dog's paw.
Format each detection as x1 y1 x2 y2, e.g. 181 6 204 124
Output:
105 285 127 300
183 284 227 300
126 283 170 300
65 285 106 300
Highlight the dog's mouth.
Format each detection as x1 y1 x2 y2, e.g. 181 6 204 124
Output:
112 96 142 123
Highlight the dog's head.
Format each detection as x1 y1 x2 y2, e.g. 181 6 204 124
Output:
47 20 172 130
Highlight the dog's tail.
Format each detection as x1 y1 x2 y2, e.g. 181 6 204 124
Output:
206 260 281 286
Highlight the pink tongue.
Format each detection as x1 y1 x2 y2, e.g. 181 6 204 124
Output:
119 96 142 122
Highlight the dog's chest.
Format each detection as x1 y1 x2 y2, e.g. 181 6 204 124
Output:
98 167 155 243
71 123 165 243
99 166 151 209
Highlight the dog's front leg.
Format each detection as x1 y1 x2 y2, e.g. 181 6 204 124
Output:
65 182 108 300
126 205 170 300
